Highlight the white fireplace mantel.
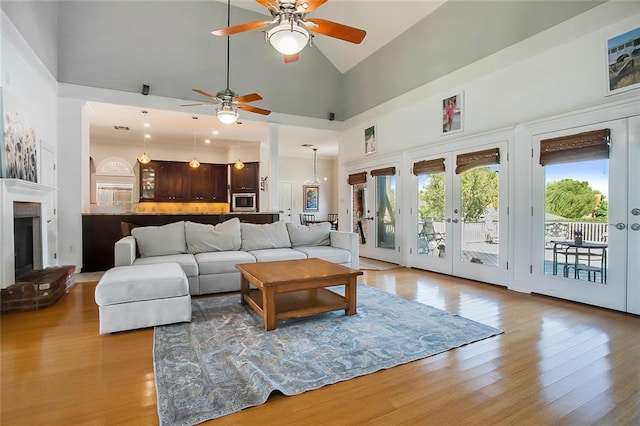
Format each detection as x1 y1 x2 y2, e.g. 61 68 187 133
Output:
1 179 56 288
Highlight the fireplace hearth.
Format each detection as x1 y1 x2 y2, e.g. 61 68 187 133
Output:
1 265 76 313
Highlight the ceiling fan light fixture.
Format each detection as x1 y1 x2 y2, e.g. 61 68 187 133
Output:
267 21 309 55
217 104 239 124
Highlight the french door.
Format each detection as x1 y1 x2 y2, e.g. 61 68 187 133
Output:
408 142 509 286
531 117 638 313
350 165 400 264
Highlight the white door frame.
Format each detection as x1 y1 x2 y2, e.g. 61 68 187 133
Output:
530 119 627 311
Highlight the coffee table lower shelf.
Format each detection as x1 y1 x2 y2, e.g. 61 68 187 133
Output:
243 288 349 324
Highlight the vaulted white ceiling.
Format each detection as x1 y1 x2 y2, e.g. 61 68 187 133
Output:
213 0 447 73
90 1 450 159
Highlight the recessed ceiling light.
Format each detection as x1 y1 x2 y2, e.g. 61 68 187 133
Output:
204 139 211 144
144 123 150 127
212 130 219 136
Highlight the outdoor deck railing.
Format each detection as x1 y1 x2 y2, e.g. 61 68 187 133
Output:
417 220 607 244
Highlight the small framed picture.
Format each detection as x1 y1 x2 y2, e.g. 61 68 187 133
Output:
606 27 640 95
442 92 463 135
364 124 376 155
303 185 319 212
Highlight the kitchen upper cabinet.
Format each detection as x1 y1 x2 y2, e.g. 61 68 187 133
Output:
139 162 156 200
189 163 227 201
156 161 189 201
230 162 259 193
139 160 228 202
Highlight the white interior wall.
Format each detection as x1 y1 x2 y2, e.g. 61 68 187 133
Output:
338 3 639 292
278 156 336 222
1 12 58 285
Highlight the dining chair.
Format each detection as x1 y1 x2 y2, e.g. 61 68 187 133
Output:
300 213 315 225
328 213 338 230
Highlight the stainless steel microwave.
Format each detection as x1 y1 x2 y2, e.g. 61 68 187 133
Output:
231 193 256 212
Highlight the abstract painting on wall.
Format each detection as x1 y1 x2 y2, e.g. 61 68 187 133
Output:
1 88 38 182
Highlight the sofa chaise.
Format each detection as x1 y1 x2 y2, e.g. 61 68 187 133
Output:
113 218 359 295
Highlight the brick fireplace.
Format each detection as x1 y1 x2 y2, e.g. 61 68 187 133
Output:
1 179 76 313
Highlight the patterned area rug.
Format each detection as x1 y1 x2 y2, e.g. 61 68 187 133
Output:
153 284 503 425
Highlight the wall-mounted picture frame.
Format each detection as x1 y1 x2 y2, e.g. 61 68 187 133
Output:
1 88 39 182
364 124 376 155
606 26 640 95
442 91 463 135
303 185 319 212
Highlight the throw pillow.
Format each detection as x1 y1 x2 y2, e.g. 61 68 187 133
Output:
185 218 242 253
240 221 291 251
286 222 331 247
131 221 186 258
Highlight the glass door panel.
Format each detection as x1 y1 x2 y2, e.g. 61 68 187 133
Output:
542 159 609 282
417 172 447 258
352 183 370 257
375 174 396 250
140 162 156 200
459 164 500 267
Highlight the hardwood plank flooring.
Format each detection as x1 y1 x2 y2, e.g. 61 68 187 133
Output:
1 267 638 425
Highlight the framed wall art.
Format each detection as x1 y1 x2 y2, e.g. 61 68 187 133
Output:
303 185 319 212
606 26 640 95
442 91 463 135
1 88 39 182
364 124 376 155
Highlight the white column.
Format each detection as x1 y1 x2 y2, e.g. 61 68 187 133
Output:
260 123 279 213
57 98 90 270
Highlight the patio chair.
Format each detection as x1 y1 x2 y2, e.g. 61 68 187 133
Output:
418 218 445 255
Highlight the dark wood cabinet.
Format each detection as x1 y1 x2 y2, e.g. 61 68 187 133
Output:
211 164 228 201
230 162 259 193
156 162 189 201
139 160 228 202
188 164 227 202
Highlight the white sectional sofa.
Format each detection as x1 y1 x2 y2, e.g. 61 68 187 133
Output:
113 218 359 295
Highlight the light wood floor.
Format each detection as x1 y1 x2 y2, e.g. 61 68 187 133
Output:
2 268 639 425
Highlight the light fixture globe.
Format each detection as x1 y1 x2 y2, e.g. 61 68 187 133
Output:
189 158 200 169
217 104 239 124
267 21 309 55
137 153 151 164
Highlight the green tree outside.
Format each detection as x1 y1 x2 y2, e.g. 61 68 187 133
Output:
545 178 606 220
418 167 499 222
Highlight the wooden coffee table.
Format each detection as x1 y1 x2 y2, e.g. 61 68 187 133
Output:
236 258 363 331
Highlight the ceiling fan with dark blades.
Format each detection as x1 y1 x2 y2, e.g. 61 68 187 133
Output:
211 0 367 63
182 0 271 123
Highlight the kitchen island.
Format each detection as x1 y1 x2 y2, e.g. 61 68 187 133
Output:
81 212 280 272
